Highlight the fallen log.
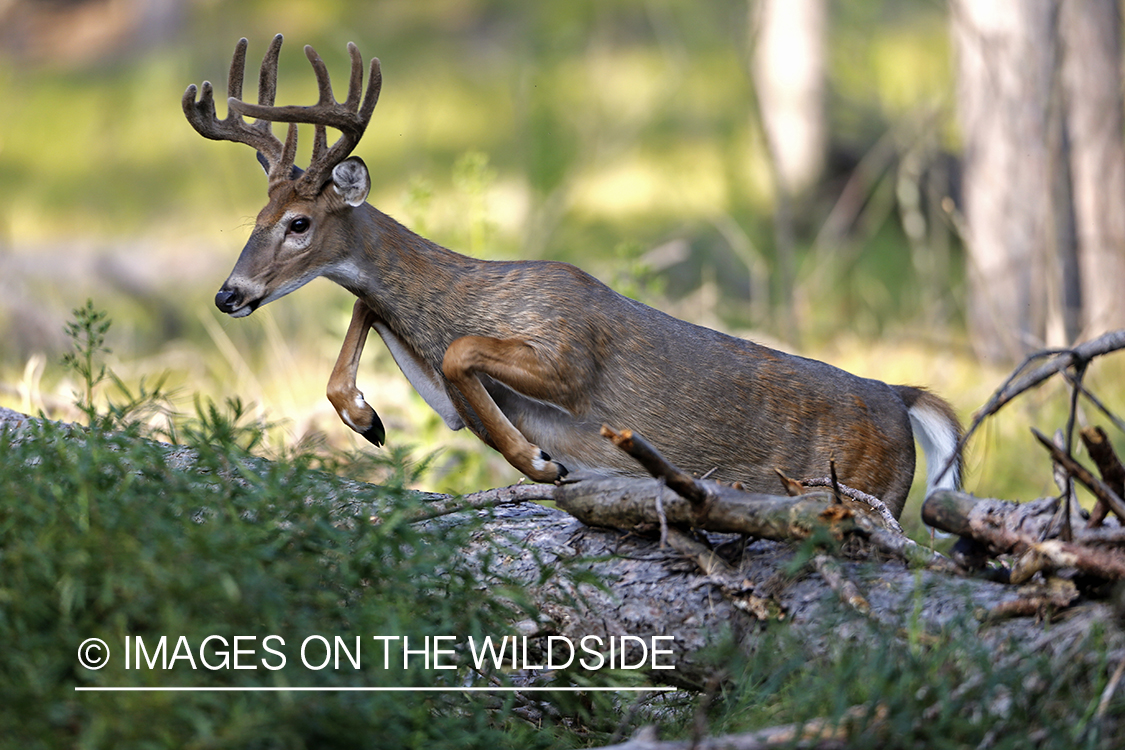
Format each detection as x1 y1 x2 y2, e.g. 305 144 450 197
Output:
5 406 1122 695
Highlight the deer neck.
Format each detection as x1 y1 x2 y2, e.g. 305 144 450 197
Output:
325 203 479 355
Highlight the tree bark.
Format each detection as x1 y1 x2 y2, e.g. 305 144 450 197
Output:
1059 0 1125 338
411 481 1123 691
951 0 1073 363
751 0 827 198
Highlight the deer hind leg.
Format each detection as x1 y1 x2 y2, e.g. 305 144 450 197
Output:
326 299 385 446
442 335 572 483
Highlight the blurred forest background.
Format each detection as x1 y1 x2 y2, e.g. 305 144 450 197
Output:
0 0 1123 513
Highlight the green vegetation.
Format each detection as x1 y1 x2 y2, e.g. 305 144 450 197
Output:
2 305 1122 748
701 613 1122 749
1 306 598 748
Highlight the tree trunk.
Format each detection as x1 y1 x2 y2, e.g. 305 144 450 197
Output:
1060 0 1125 339
750 0 827 198
407 479 1123 692
749 0 827 346
951 0 1075 363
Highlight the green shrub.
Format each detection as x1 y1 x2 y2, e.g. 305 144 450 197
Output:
0 304 567 749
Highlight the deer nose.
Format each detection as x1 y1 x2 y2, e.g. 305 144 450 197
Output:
215 288 241 313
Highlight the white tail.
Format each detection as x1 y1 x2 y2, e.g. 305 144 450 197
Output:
896 386 964 496
184 37 964 519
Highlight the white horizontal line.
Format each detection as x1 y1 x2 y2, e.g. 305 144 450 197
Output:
75 686 675 693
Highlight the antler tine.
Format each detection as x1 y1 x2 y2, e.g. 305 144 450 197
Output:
226 41 381 190
227 37 247 102
182 37 285 170
359 56 382 124
257 34 283 108
304 54 382 187
305 44 337 107
344 42 363 110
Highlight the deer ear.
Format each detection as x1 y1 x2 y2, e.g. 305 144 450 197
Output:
332 156 371 207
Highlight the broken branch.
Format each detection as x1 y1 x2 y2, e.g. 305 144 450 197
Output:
600 425 710 507
1081 426 1125 528
1031 427 1125 522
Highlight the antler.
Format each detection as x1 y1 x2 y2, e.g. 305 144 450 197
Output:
183 35 381 193
182 35 288 179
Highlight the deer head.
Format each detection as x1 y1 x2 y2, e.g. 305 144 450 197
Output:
183 35 381 317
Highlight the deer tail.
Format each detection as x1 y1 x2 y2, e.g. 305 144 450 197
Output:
895 385 963 495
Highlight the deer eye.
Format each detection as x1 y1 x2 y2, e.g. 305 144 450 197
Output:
288 217 311 235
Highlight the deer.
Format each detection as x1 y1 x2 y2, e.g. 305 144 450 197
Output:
183 35 963 519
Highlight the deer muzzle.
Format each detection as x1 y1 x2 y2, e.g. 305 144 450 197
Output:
214 287 256 317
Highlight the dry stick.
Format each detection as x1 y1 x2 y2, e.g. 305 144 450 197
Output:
922 490 1125 581
1096 656 1125 721
829 460 842 505
664 526 735 578
408 483 553 523
587 430 957 573
1050 428 1075 543
1064 370 1125 436
1081 426 1125 528
934 329 1125 488
1009 539 1125 583
1030 427 1125 522
813 554 871 614
799 477 902 534
775 469 808 497
600 424 710 507
1059 360 1089 541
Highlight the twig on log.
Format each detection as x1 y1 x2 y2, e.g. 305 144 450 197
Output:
1081 426 1125 528
1031 427 1125 523
1049 429 1076 542
799 477 902 534
922 490 1059 553
934 329 1125 490
829 460 842 505
589 430 956 573
922 490 1125 582
665 526 734 577
408 483 553 523
1009 539 1125 584
813 554 870 615
555 475 846 542
775 469 808 497
600 425 710 508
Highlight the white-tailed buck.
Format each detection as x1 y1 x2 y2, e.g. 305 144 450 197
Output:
184 36 963 518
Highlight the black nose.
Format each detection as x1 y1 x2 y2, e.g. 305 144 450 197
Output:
215 288 240 313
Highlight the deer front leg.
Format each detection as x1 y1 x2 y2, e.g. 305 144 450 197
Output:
442 336 570 483
327 299 385 446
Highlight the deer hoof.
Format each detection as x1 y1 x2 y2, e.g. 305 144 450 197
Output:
361 412 386 447
530 449 568 483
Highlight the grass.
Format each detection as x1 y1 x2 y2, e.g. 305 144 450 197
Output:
695 610 1123 749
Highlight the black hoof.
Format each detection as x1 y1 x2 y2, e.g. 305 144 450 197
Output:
538 450 568 481
362 414 386 447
